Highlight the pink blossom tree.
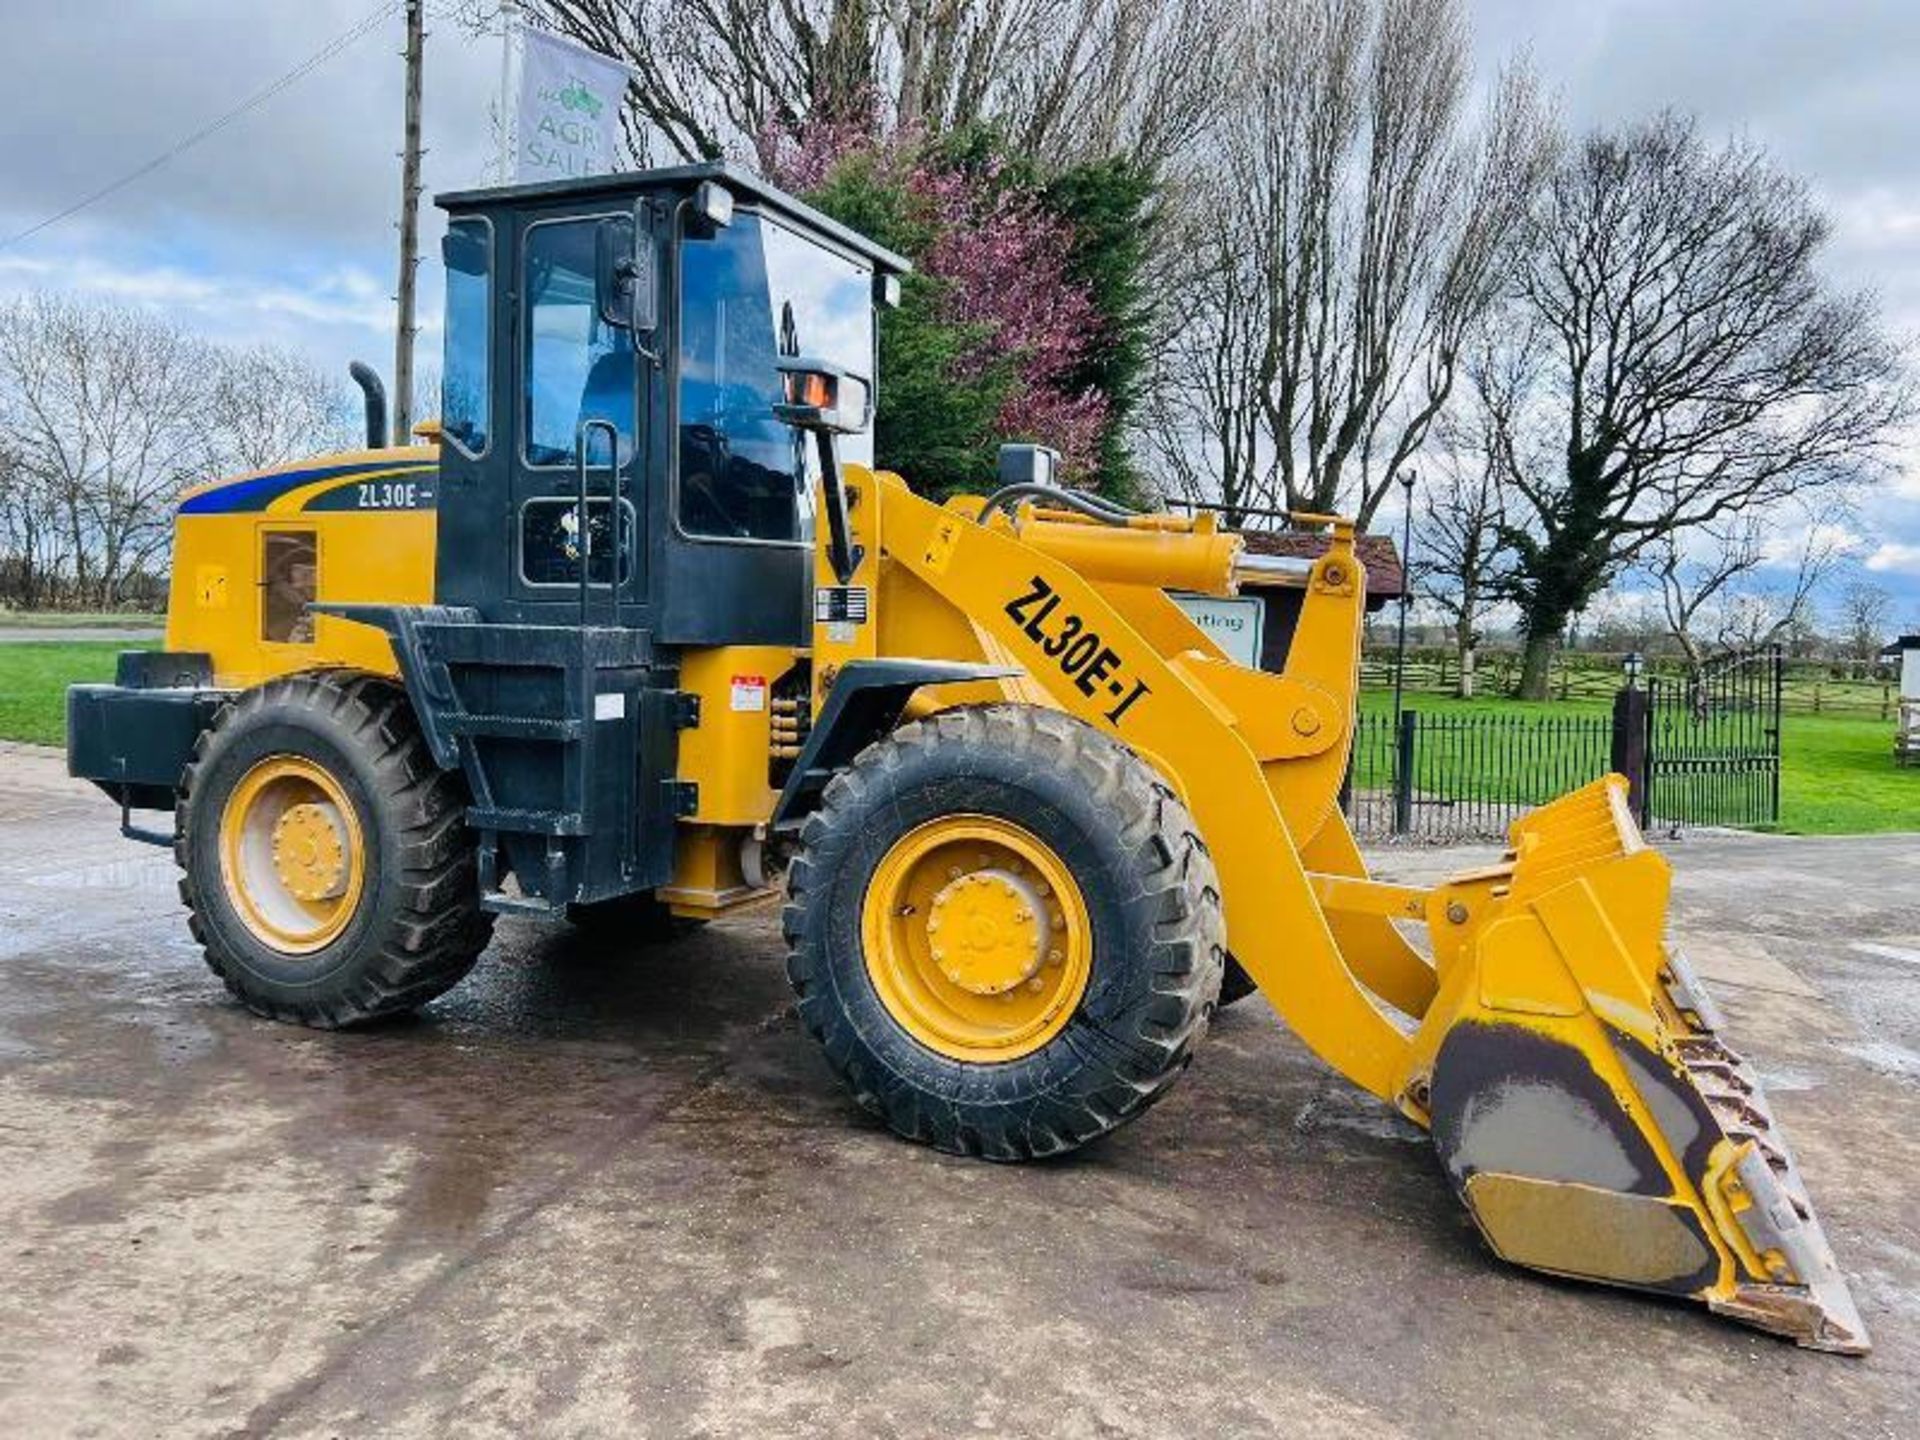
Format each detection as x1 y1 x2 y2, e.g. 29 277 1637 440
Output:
764 125 1112 485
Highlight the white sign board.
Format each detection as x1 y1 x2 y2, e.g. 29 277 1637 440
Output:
1903 645 1920 701
1173 593 1266 669
516 28 631 182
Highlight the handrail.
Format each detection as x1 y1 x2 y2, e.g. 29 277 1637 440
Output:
574 417 620 627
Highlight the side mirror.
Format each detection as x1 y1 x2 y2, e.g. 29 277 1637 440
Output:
595 215 636 330
773 357 871 436
599 206 658 334
775 356 868 586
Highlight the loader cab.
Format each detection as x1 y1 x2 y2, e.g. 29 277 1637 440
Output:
431 162 908 645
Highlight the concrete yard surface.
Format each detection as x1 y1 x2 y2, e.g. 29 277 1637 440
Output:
2 744 1917 1438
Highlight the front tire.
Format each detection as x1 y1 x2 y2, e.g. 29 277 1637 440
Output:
784 705 1225 1159
176 671 492 1027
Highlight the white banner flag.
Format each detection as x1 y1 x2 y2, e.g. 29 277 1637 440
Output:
515 27 630 182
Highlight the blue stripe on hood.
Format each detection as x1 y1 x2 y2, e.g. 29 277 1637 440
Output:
178 458 438 515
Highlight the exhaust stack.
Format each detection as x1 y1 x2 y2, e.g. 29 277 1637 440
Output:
348 362 388 451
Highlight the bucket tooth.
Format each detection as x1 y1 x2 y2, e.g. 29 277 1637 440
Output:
1414 777 1870 1355
1662 946 1725 1032
1681 1033 1871 1355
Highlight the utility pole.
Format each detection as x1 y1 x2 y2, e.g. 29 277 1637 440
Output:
392 0 426 445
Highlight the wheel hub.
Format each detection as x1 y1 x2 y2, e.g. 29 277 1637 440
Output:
860 815 1092 1063
271 802 348 901
220 754 366 955
927 868 1049 994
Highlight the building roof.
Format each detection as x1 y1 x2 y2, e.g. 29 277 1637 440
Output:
436 160 914 275
1237 528 1406 602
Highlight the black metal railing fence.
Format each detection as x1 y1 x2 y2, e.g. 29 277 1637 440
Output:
1344 709 1615 842
1342 649 1782 842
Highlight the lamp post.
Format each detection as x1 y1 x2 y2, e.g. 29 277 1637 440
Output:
1623 650 1644 690
1392 469 1415 731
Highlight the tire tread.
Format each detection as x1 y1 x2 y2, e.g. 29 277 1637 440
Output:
784 703 1225 1160
175 670 492 1027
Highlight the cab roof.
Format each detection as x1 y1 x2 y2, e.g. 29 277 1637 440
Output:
436 160 912 276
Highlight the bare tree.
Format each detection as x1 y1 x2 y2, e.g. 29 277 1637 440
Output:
1491 113 1912 698
1835 579 1895 663
204 345 360 474
0 442 72 610
1144 0 1552 528
0 299 363 612
1417 343 1527 695
1138 182 1271 520
0 296 211 608
1647 501 1852 670
485 0 1234 173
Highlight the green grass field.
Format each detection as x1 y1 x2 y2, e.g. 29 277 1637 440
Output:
1 641 1913 835
0 641 147 746
1772 712 1920 834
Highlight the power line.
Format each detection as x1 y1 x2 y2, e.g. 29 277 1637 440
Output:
0 1 403 252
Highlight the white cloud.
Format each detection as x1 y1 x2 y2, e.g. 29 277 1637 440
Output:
1758 521 1864 566
0 251 397 336
1826 188 1920 253
1887 458 1920 500
1865 542 1920 575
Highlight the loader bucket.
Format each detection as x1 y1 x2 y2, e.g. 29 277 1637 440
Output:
1406 778 1868 1353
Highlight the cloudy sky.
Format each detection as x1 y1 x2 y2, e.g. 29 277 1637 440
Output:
2 0 1918 619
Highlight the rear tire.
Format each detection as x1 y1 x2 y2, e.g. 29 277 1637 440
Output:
784 704 1225 1159
176 671 492 1027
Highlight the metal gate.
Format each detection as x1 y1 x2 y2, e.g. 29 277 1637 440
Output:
1643 646 1783 830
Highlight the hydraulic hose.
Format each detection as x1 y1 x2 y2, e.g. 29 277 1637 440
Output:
975 483 1135 526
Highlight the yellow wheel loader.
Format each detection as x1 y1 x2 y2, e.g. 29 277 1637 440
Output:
67 162 1867 1353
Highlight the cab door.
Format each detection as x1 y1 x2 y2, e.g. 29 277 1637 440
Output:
508 208 648 626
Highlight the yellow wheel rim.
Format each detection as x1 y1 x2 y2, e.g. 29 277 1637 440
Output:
218 755 365 955
862 815 1093 1063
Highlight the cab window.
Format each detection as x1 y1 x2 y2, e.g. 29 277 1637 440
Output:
523 218 635 467
440 220 491 456
261 530 316 644
677 211 872 541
